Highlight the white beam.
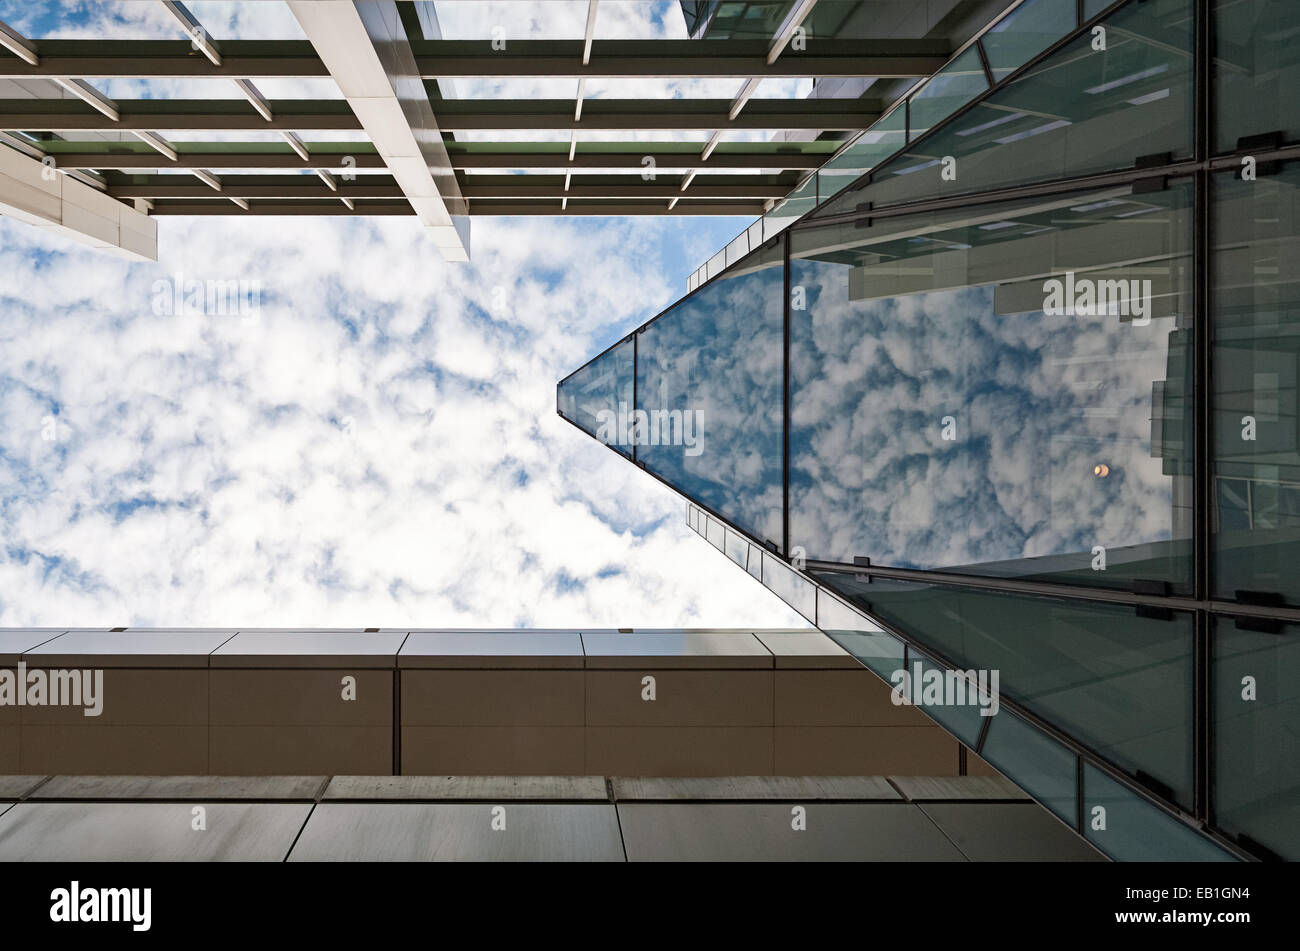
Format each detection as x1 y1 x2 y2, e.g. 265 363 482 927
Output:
280 131 310 161
287 0 469 261
161 0 222 66
582 1 599 65
192 168 222 191
234 78 273 121
52 78 119 121
0 18 39 66
768 0 819 64
131 130 179 162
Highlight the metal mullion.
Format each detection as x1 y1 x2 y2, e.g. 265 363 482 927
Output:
782 228 791 557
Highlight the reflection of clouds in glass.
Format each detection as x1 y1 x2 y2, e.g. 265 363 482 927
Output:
637 256 784 544
790 259 1189 575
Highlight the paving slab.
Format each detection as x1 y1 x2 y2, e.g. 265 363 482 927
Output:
0 802 312 861
618 802 968 861
919 803 1108 862
287 803 625 861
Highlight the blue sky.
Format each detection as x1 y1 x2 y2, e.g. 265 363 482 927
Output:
0 0 810 629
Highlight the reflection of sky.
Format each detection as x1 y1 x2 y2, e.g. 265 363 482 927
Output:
635 256 784 545
788 256 1190 575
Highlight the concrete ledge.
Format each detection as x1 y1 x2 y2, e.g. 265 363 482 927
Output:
323 775 609 801
610 775 901 801
33 775 326 801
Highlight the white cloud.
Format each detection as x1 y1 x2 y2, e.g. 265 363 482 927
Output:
0 212 809 630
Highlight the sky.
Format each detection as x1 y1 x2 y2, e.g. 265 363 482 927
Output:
0 0 812 629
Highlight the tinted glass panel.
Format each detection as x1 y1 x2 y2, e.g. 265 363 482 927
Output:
1215 0 1300 153
636 242 784 544
981 0 1077 81
1214 617 1300 860
814 0 1193 214
906 47 989 141
816 105 907 210
1212 164 1300 605
556 337 634 457
813 573 1195 807
980 709 1079 825
1083 764 1234 861
791 184 1194 590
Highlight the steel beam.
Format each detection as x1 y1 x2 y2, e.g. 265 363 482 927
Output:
287 0 468 259
0 39 949 80
46 148 829 171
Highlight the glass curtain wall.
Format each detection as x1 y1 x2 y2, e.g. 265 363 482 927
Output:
559 0 1300 862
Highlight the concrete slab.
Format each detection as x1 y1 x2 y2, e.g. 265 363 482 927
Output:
33 775 325 800
754 631 861 669
611 776 901 801
210 631 406 668
399 632 584 668
0 632 65 664
22 631 234 667
919 803 1108 862
890 775 1031 801
0 802 312 861
0 776 46 799
287 803 625 861
618 802 968 861
323 775 609 801
581 632 771 669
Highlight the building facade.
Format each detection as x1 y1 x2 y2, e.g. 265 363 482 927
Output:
560 0 1300 862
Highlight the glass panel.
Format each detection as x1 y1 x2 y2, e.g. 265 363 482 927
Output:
815 105 907 208
1215 0 1300 153
766 173 817 232
981 0 1078 81
556 337 634 457
906 648 988 747
762 550 817 621
1214 617 1300 860
724 528 749 569
824 628 905 682
1084 0 1119 19
1212 163 1300 605
811 573 1196 807
906 47 989 142
980 709 1079 825
816 588 882 633
814 0 1194 215
704 514 726 550
746 542 763 580
791 183 1195 591
636 241 784 544
1083 764 1235 861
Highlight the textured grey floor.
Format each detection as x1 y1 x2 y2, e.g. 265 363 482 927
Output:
0 774 1106 861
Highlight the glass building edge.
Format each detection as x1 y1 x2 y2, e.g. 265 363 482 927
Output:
684 506 1247 862
556 0 1300 863
684 0 1103 292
